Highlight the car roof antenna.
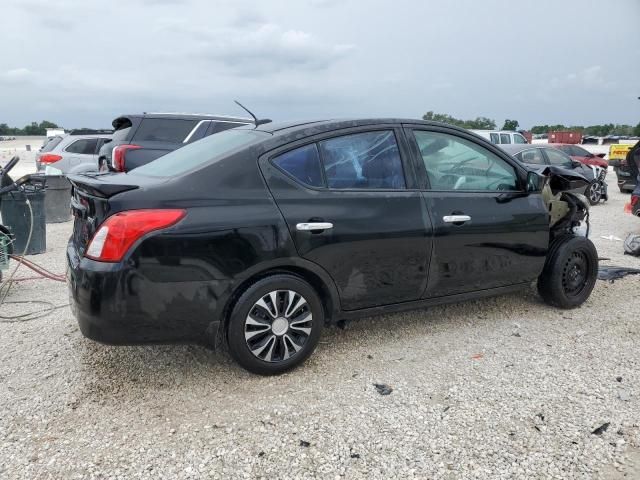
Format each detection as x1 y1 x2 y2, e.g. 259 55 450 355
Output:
234 100 272 128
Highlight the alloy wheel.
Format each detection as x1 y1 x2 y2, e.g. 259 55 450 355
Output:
244 290 313 363
588 182 602 204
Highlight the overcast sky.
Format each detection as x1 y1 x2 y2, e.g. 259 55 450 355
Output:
2 0 639 129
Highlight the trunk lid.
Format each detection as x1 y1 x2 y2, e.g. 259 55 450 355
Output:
67 173 144 254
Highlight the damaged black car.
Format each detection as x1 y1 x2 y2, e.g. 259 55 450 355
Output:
67 119 598 375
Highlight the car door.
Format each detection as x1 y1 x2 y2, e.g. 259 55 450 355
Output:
260 127 433 310
404 126 549 298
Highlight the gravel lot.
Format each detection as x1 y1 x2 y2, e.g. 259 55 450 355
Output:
1 151 640 479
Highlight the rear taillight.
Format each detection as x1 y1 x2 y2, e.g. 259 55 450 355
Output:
85 209 186 262
632 196 639 207
112 144 141 172
40 154 62 164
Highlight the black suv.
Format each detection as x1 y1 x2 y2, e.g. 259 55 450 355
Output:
68 119 598 375
98 113 251 172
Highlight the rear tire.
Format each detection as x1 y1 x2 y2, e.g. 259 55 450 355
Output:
227 274 323 375
537 236 598 309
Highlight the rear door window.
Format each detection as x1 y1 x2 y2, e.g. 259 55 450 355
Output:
132 118 198 143
65 138 99 155
500 133 511 144
272 144 324 187
319 131 406 189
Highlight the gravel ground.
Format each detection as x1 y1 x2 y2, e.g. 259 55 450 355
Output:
1 174 639 479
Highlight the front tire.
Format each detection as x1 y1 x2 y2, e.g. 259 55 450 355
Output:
587 181 602 205
537 236 598 309
227 274 324 375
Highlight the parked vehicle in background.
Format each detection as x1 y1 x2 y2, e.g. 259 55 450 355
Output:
471 130 529 145
98 113 252 172
35 130 112 174
550 144 607 168
548 131 582 144
609 142 638 192
45 127 65 138
518 130 533 143
627 191 640 217
500 144 607 205
67 118 598 375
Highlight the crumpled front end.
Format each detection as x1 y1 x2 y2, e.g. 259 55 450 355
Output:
536 165 592 240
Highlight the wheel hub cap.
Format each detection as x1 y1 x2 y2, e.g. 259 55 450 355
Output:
244 290 313 363
271 317 289 336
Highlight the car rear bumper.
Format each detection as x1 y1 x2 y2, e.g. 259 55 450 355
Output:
617 177 637 191
66 241 222 346
613 167 637 191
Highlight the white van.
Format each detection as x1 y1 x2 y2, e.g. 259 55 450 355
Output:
471 130 529 145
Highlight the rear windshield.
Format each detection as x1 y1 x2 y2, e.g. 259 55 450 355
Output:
41 136 63 152
132 118 198 143
130 129 269 177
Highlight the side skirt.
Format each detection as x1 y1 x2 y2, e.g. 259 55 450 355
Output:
337 282 531 322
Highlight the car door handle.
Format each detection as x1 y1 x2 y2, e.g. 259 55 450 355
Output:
443 215 471 223
296 222 334 232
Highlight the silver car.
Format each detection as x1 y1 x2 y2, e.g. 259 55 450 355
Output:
36 132 112 174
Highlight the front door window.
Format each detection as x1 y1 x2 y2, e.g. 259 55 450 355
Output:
413 131 519 191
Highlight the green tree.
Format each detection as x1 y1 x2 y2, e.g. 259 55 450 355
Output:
465 117 496 129
422 111 496 129
501 119 519 131
23 122 40 135
633 122 640 137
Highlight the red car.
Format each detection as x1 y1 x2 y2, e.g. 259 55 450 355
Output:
550 144 607 168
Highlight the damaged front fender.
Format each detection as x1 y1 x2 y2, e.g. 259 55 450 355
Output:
534 165 591 238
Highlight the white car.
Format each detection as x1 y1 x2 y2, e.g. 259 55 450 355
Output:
471 130 529 145
36 131 112 174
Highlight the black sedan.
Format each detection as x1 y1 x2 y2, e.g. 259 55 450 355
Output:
499 144 607 205
67 119 598 375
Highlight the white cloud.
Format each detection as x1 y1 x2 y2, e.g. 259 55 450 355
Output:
162 21 355 75
548 65 617 91
1 68 34 83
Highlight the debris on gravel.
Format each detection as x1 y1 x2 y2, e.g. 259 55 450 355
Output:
373 383 393 395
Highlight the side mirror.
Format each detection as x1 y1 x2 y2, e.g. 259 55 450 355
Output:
571 160 583 168
526 170 544 193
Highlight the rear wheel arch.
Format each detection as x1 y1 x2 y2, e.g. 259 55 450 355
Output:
220 263 339 338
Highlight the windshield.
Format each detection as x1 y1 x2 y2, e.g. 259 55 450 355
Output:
130 129 268 177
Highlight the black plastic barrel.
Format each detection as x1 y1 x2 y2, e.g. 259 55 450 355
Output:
44 175 72 223
0 190 46 255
